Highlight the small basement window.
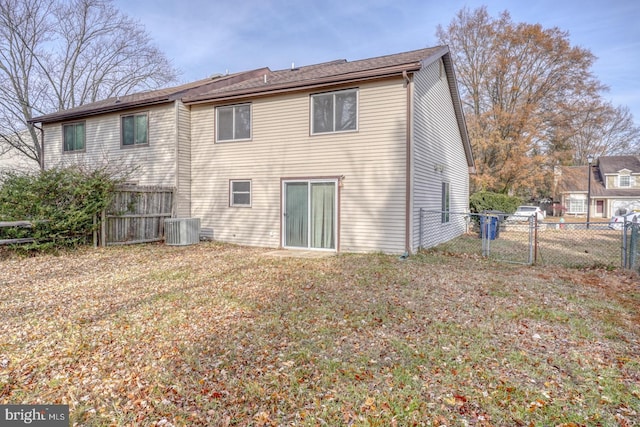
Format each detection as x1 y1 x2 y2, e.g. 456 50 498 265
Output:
230 180 251 207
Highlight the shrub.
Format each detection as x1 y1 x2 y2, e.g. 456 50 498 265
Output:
0 166 119 250
470 191 522 214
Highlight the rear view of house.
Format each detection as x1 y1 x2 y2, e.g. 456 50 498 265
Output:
30 46 474 254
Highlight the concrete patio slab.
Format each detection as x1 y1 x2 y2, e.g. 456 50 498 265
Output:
263 249 336 258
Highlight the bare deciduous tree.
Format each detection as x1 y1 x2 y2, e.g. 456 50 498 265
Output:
569 103 640 164
0 0 179 168
438 6 638 197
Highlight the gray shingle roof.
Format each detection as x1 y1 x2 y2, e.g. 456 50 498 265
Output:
556 166 589 193
182 46 447 104
29 68 269 124
30 46 447 123
597 155 640 175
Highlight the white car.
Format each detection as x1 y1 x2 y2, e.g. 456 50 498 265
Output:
506 205 546 222
609 212 640 230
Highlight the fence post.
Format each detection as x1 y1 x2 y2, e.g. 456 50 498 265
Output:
630 223 638 269
528 216 534 265
100 209 106 247
419 208 423 250
533 215 538 264
481 214 489 257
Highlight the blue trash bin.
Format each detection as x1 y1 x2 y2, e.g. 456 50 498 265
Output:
480 215 498 240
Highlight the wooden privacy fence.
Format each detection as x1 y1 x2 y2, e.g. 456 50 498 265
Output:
0 221 35 245
100 185 174 246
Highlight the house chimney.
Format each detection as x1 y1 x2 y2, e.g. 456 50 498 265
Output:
552 165 562 197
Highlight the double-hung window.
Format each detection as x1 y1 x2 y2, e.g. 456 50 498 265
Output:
620 175 630 187
121 112 148 146
217 104 251 142
230 180 251 207
311 89 358 134
63 122 85 152
567 197 587 214
441 182 450 223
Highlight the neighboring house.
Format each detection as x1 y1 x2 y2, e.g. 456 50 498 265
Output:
29 69 268 216
0 148 38 173
0 131 40 173
30 46 475 254
554 156 640 218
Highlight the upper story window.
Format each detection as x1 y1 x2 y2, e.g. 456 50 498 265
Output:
63 122 85 152
620 175 630 187
311 89 358 134
217 104 251 142
121 112 148 147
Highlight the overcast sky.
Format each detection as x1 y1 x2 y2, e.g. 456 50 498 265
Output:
113 0 640 125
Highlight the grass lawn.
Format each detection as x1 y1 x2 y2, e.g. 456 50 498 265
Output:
0 243 639 426
434 227 623 268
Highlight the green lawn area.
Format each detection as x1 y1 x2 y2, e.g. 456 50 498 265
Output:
1 243 638 426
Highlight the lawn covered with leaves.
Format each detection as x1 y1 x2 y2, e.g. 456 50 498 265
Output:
1 243 639 426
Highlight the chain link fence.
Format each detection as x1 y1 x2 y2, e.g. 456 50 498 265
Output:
419 209 627 269
536 221 621 268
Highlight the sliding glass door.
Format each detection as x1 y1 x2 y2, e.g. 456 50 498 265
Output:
283 180 336 250
284 182 309 248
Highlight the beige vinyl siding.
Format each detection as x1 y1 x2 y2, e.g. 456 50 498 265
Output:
191 79 408 253
43 103 177 187
176 101 191 217
605 175 614 189
412 58 470 251
607 174 640 189
0 149 38 174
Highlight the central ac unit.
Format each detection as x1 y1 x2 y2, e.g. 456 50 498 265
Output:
165 218 201 246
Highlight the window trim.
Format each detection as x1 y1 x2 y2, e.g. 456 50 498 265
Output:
216 103 252 143
62 121 86 153
120 111 149 148
229 179 252 207
310 88 359 135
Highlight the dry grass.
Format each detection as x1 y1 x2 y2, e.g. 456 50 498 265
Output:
434 226 622 268
544 217 608 224
1 243 639 426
